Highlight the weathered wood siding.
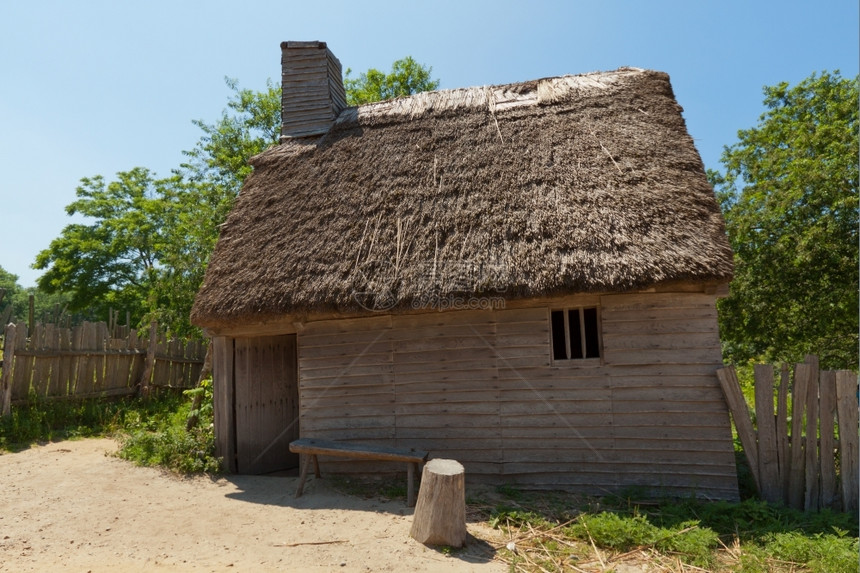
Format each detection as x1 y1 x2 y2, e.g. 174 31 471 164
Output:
296 291 738 499
234 335 300 474
280 41 346 139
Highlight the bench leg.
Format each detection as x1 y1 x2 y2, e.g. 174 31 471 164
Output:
313 454 321 478
296 454 311 498
407 462 417 507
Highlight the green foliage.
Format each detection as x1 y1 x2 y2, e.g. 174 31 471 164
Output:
34 168 166 323
755 530 859 573
182 77 281 190
0 393 180 451
0 385 219 474
568 512 718 567
712 70 859 369
0 265 26 320
116 379 220 474
344 56 439 105
1 265 73 326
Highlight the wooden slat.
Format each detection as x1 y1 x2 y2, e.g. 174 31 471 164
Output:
1 323 17 415
602 317 719 334
57 327 72 397
788 362 810 509
776 363 790 503
599 292 716 311
298 339 391 359
604 347 722 366
818 371 838 509
611 399 732 414
610 411 731 426
610 386 724 400
754 364 781 503
835 370 858 513
601 307 718 324
717 366 760 495
804 356 820 511
300 415 395 433
602 332 721 351
11 323 30 401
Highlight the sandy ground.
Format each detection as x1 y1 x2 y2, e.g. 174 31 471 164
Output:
0 439 506 572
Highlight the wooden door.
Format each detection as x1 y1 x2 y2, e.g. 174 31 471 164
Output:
234 334 299 474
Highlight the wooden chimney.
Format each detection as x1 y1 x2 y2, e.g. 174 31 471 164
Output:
280 41 347 140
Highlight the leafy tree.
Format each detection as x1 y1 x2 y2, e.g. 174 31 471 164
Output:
0 265 73 326
148 177 235 336
0 265 26 321
344 56 440 106
34 168 166 323
182 78 281 191
711 71 858 369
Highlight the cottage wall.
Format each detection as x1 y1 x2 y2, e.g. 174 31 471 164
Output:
295 290 738 500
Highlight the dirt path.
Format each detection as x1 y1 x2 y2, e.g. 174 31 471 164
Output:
0 439 505 572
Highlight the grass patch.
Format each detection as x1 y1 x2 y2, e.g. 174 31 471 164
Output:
478 488 859 572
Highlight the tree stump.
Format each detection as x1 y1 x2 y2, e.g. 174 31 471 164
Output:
409 459 466 547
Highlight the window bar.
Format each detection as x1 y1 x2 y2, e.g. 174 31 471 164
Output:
563 308 572 360
578 308 588 358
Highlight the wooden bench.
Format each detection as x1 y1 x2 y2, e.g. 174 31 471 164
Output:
288 438 429 506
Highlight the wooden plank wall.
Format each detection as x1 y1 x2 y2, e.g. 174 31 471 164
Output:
299 315 395 473
296 291 738 499
599 293 738 499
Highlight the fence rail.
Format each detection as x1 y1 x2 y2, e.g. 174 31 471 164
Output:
718 355 858 513
1 320 206 414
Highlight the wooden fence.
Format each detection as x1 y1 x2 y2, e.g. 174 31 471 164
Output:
1 320 206 415
718 356 858 513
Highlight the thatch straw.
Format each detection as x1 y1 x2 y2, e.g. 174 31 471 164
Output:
191 67 732 328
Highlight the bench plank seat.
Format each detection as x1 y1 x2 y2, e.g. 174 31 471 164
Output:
289 438 429 506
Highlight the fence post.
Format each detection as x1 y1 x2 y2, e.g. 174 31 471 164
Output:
139 321 158 398
754 364 781 503
776 363 791 503
1 323 17 416
819 371 838 508
28 294 34 336
803 356 820 511
787 362 810 509
717 366 761 495
835 371 859 514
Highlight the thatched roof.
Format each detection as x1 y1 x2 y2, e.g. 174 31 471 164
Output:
191 67 732 328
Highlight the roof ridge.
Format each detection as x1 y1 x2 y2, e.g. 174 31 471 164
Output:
335 67 649 125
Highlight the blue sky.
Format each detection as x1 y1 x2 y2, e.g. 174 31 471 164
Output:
1 0 857 287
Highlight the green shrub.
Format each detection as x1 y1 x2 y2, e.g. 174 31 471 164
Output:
116 378 221 474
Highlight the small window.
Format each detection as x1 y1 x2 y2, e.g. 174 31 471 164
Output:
550 307 601 361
